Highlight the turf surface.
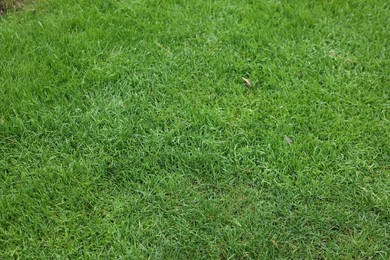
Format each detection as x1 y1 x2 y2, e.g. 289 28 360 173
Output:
1 0 389 258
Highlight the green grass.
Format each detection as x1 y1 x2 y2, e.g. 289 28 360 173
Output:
0 0 389 258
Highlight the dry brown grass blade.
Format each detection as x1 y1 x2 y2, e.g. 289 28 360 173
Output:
328 49 356 63
242 77 253 88
271 239 279 249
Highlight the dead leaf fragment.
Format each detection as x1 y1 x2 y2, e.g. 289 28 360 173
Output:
242 77 252 88
271 239 279 249
284 136 292 145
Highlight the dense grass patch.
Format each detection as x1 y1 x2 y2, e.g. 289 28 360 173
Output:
1 0 389 258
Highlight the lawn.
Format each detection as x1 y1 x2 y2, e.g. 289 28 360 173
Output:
0 0 389 258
